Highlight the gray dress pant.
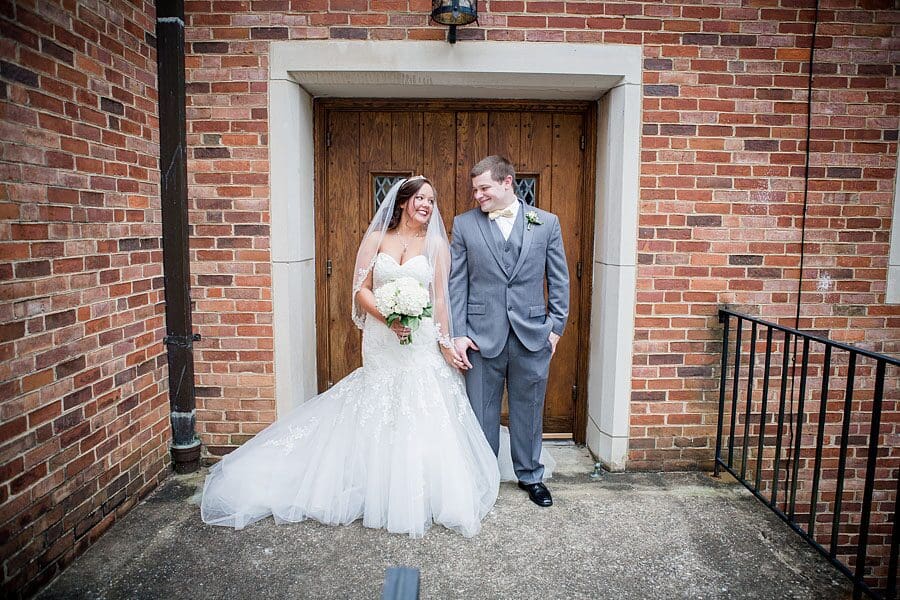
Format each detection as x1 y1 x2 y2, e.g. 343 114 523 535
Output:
465 330 551 484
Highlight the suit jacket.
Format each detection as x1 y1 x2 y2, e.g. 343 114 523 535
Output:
449 199 569 359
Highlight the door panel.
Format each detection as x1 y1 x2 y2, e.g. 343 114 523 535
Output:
488 111 521 161
454 111 487 218
544 113 584 431
324 111 361 386
358 112 391 231
391 112 423 171
423 111 457 235
318 102 593 437
520 112 553 211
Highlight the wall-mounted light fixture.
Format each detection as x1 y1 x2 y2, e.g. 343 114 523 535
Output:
430 0 478 44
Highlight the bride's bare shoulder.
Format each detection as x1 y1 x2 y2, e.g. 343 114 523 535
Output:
357 232 383 254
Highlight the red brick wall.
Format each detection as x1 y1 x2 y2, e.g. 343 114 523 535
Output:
184 8 276 457
632 2 899 468
182 0 898 462
1 2 166 596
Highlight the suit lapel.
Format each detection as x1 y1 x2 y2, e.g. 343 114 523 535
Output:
509 200 533 280
475 210 510 277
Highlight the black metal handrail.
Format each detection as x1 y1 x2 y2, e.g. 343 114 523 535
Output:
715 308 899 600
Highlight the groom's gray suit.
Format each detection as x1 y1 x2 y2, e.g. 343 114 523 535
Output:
449 199 569 484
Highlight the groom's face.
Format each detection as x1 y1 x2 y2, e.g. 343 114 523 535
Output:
472 171 514 213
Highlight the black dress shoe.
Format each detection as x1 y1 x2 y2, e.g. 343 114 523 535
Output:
517 481 553 507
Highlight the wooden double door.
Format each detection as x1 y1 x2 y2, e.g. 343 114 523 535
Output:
314 100 595 440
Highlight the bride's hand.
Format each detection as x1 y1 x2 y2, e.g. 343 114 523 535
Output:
440 345 463 370
388 319 410 341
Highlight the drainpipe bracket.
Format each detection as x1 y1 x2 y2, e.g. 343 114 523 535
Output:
163 332 201 349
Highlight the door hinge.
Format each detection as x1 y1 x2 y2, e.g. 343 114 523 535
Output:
326 259 333 277
579 133 585 151
576 261 583 279
572 385 578 403
326 127 332 148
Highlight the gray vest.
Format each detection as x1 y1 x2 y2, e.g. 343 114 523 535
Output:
490 208 524 275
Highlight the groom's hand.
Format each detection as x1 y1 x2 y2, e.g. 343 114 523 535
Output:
453 337 478 370
549 332 560 356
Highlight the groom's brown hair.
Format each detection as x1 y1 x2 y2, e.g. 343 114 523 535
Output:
471 155 515 184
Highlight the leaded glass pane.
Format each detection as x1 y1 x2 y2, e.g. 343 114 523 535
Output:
373 175 408 210
515 176 537 206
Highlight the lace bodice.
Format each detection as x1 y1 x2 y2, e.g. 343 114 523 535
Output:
363 253 445 368
372 252 433 291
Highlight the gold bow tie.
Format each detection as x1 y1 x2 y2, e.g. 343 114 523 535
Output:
488 207 514 221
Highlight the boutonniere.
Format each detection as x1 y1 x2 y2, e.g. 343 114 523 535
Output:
525 211 542 230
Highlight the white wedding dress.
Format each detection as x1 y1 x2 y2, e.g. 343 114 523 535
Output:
201 253 502 537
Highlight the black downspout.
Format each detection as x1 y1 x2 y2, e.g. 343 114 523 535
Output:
782 0 820 512
794 0 820 330
156 0 201 473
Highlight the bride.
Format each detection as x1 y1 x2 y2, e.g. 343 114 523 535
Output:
201 177 501 537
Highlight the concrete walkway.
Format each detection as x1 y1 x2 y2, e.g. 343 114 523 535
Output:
37 445 851 599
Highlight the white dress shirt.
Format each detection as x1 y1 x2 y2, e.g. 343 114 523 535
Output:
495 200 520 241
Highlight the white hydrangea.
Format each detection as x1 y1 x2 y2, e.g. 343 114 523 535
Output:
374 276 430 319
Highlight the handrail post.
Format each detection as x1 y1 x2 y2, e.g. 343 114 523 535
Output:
714 310 730 478
853 360 887 598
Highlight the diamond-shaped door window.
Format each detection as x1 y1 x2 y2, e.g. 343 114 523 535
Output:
373 175 409 211
515 176 538 206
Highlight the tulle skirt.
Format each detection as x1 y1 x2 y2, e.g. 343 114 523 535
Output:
201 318 501 538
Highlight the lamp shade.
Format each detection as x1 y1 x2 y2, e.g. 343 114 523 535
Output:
431 0 477 27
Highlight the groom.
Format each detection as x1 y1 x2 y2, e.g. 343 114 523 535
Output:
449 155 569 507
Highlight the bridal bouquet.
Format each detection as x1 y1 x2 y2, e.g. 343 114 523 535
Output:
373 277 432 345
